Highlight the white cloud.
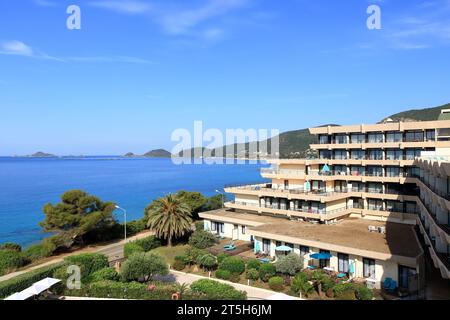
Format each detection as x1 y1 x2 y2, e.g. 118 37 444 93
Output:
158 0 249 35
1 40 34 56
89 0 152 14
0 40 154 64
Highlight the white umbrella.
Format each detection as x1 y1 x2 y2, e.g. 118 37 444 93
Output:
4 293 25 300
32 277 61 293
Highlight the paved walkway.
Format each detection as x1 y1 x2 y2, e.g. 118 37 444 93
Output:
0 231 153 282
170 270 302 300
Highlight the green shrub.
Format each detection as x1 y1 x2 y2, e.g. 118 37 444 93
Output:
22 243 53 262
172 259 186 271
219 256 245 275
246 258 262 271
258 264 276 282
0 262 66 299
196 253 217 270
0 249 27 275
195 221 204 231
184 247 208 265
125 219 147 236
124 242 145 258
120 252 168 282
68 280 175 300
174 255 189 264
291 272 313 297
229 273 241 283
64 253 109 279
188 230 216 249
215 269 231 280
217 253 228 264
275 253 303 276
0 243 22 252
90 267 119 282
134 236 161 252
190 279 247 300
268 276 284 292
245 268 259 281
355 284 374 300
333 282 354 297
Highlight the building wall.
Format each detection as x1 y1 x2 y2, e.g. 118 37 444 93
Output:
203 219 253 242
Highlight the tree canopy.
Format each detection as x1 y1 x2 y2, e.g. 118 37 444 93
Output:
39 190 116 249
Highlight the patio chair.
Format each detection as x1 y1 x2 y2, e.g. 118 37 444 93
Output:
383 277 397 292
224 244 236 251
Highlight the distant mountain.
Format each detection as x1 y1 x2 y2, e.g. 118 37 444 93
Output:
28 151 56 158
123 152 136 157
380 103 450 122
143 149 172 158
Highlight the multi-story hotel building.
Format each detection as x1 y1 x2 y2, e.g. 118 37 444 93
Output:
200 110 450 294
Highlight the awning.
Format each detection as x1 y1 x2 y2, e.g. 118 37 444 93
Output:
3 277 61 301
275 245 293 252
310 252 332 260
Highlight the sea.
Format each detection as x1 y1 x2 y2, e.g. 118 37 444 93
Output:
0 157 268 247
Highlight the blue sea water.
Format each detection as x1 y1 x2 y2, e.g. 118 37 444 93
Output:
0 157 268 247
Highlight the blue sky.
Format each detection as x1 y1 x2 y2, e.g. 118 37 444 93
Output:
1 0 450 155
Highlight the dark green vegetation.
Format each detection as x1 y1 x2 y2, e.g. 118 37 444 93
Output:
0 189 222 277
381 102 450 122
143 149 172 158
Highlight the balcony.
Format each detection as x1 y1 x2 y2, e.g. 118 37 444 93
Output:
260 167 305 178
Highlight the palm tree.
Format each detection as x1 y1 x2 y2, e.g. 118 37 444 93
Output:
146 194 193 247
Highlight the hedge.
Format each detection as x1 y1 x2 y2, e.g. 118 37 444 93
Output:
258 264 276 282
0 262 67 299
190 279 247 300
0 250 27 276
268 276 284 292
215 269 232 280
134 236 161 252
65 280 176 300
124 242 145 258
64 253 109 279
219 256 245 275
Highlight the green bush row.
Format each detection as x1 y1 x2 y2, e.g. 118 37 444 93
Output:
0 261 67 299
190 279 247 300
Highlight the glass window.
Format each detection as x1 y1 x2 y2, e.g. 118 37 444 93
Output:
405 149 422 160
386 201 403 213
350 166 365 176
319 150 331 159
386 149 402 160
363 258 376 279
351 134 365 144
368 199 383 210
367 183 383 193
300 246 309 257
405 131 424 142
386 132 402 143
338 253 349 273
425 130 435 141
367 149 383 160
262 239 271 254
319 135 330 144
367 133 383 143
334 150 347 160
367 166 383 177
386 166 400 177
241 226 246 234
334 134 348 144
350 149 365 160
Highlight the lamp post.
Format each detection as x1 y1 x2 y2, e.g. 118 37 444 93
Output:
215 190 224 208
115 205 127 242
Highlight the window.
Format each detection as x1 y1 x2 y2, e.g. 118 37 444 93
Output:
319 135 331 144
386 201 403 213
351 166 365 176
398 265 417 289
276 241 282 247
367 183 383 193
425 130 435 141
319 250 330 268
386 149 402 160
334 134 348 144
405 131 424 142
334 150 347 160
350 149 365 160
211 222 224 233
300 246 309 257
338 253 349 273
386 166 400 177
367 149 383 160
241 226 246 235
386 132 402 143
363 258 376 279
262 239 271 254
367 166 383 177
368 199 383 211
319 150 332 159
351 133 365 144
405 149 422 160
367 133 383 143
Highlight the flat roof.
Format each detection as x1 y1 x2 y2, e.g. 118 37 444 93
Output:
199 209 285 227
200 210 422 260
250 217 422 259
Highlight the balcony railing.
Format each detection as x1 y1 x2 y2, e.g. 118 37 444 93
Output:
306 170 417 178
260 168 305 176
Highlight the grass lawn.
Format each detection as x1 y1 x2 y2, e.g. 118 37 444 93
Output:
149 244 190 264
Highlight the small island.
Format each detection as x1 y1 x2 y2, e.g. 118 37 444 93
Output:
27 151 57 158
143 149 172 158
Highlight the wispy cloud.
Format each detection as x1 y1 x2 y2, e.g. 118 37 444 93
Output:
157 0 249 35
382 0 450 50
0 40 154 64
89 0 152 14
33 0 58 7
